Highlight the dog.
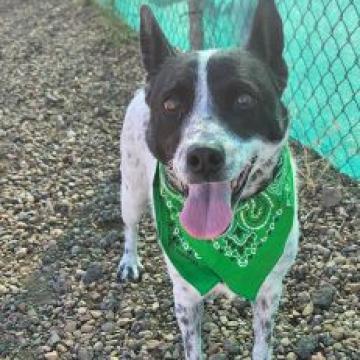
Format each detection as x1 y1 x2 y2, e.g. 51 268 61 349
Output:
118 1 299 359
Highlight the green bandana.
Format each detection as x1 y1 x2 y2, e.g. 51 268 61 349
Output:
153 146 295 300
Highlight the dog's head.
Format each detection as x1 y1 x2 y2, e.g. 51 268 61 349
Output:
140 0 289 239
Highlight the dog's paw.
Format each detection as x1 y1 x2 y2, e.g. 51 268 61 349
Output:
116 254 143 282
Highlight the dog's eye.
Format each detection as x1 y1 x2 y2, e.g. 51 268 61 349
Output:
235 94 256 110
163 97 181 113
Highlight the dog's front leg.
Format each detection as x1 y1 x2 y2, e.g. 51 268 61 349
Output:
251 281 282 360
117 160 147 282
173 283 203 360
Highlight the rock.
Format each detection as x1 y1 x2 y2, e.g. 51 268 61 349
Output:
232 298 249 314
16 247 28 258
101 321 115 332
48 330 61 347
320 333 334 346
311 352 326 360
78 347 93 360
0 284 8 294
345 282 360 293
331 327 345 340
147 339 161 350
71 245 81 256
82 262 103 284
77 307 87 315
298 291 311 304
296 335 318 359
80 323 94 333
64 320 77 332
227 320 238 328
312 285 336 309
100 297 120 312
280 337 291 347
209 353 227 360
223 339 240 354
117 318 132 327
203 322 217 332
321 187 341 208
56 344 67 353
302 302 314 316
44 351 59 360
94 341 103 352
46 240 58 250
100 230 120 249
90 310 102 319
341 244 358 255
286 353 297 360
17 302 27 312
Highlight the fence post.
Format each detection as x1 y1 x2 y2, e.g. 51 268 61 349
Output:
188 0 204 50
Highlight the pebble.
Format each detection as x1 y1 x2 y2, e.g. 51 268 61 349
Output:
90 310 102 319
311 353 326 360
100 230 120 249
94 341 104 351
209 353 227 360
82 262 103 284
117 318 132 326
296 335 319 359
227 320 238 328
223 339 240 354
44 351 59 360
48 330 61 347
81 323 94 333
56 344 67 353
15 247 28 258
101 321 115 332
78 307 87 315
78 347 93 360
71 245 81 256
331 327 345 340
286 352 297 360
146 339 161 350
64 320 77 332
280 337 291 347
321 187 342 207
302 302 314 316
312 285 336 309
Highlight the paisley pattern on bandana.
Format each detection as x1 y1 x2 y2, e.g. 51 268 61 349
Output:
153 146 296 300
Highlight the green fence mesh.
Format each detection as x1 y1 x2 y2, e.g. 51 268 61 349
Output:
98 0 359 180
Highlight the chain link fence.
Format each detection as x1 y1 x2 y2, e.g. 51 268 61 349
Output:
97 0 359 180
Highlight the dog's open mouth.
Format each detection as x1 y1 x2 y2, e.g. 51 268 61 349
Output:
165 158 256 240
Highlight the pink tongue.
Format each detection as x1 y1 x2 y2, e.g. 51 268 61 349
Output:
180 182 232 240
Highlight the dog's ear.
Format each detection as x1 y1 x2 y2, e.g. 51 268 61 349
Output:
140 5 175 78
246 0 288 93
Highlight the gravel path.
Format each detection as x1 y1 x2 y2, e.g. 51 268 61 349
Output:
0 1 359 359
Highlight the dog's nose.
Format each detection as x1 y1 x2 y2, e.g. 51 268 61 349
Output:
187 147 225 178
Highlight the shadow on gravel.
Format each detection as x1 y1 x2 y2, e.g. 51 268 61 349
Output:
0 173 125 358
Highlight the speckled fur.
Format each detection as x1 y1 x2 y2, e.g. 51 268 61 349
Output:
118 2 299 358
118 86 299 359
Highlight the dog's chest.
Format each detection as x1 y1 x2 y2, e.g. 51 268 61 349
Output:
152 147 296 301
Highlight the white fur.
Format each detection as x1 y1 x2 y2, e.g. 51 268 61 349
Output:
119 61 299 359
172 51 284 194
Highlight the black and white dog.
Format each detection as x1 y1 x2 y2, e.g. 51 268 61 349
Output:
118 1 299 358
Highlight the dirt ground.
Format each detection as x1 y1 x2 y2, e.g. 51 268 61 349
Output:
0 1 359 359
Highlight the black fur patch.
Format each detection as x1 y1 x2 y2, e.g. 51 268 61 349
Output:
181 316 189 326
145 53 198 163
207 50 288 142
